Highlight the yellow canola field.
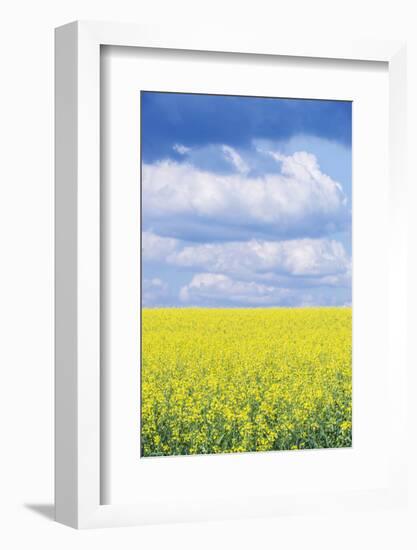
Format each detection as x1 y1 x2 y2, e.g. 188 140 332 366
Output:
141 307 352 457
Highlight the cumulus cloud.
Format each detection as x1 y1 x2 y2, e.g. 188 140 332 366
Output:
221 145 249 174
178 272 351 307
142 144 351 307
179 273 295 306
142 278 168 306
142 150 348 241
168 237 350 279
142 230 179 262
172 143 191 155
143 230 351 290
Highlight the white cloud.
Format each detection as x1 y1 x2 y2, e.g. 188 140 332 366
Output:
178 272 350 307
179 273 294 306
168 237 350 279
143 229 351 290
143 278 168 306
173 143 191 155
142 231 179 262
221 145 249 174
260 149 343 192
142 146 351 306
142 150 348 241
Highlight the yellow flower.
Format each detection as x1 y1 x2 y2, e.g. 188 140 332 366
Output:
141 307 352 457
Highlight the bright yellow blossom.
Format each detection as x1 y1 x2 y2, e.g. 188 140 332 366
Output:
141 307 352 457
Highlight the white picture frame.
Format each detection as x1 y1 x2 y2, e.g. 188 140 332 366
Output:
55 20 407 529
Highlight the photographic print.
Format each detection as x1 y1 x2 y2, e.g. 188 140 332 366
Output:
141 92 352 457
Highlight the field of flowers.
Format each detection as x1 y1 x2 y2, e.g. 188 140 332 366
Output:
141 307 352 457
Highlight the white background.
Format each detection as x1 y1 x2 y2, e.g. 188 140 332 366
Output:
0 1 416 549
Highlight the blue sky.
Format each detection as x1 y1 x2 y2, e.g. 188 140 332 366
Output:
141 92 352 307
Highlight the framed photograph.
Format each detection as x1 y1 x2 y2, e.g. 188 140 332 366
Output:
55 21 407 528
